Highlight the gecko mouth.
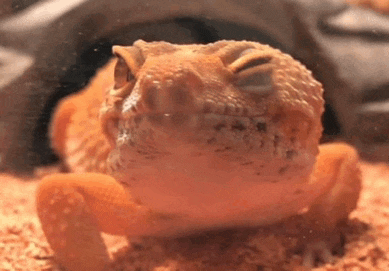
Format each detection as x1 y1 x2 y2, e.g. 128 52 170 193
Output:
108 112 274 176
107 111 280 169
116 112 270 147
108 111 311 183
123 112 267 130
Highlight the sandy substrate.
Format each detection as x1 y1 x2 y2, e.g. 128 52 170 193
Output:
1 1 389 270
1 161 389 271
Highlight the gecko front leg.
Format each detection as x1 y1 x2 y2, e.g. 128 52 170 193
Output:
36 173 147 271
295 142 361 266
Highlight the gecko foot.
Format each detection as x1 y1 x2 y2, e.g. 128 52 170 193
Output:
302 240 334 267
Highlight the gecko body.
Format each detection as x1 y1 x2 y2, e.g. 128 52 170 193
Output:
37 40 361 271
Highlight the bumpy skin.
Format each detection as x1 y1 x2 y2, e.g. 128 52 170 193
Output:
36 40 361 271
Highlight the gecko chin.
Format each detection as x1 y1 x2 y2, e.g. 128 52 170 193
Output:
107 111 317 227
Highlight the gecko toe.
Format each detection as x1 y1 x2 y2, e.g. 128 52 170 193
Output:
302 240 334 267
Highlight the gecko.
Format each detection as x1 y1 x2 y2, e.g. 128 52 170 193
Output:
36 40 361 271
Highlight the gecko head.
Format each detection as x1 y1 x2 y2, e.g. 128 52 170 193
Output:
100 40 324 177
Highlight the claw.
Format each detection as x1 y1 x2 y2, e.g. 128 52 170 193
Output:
302 240 334 267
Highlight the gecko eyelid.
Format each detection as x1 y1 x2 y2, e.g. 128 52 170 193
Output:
114 56 135 89
234 56 272 74
231 53 274 96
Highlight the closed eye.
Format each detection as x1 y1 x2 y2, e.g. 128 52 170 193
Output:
229 51 274 96
233 56 272 73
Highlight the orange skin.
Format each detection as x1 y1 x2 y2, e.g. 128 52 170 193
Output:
346 0 389 14
36 40 361 271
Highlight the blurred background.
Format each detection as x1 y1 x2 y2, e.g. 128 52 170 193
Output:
0 0 389 174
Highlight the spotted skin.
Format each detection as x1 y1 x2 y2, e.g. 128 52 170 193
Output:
36 40 361 271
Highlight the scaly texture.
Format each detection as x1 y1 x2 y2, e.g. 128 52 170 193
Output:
37 40 361 271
